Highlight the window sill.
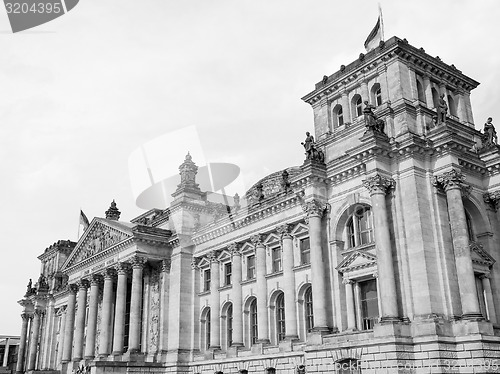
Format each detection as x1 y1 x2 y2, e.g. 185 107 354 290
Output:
293 263 311 272
198 290 210 297
219 284 232 291
241 278 256 285
265 271 283 279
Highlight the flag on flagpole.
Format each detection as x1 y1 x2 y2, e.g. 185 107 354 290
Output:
364 16 383 52
80 209 90 231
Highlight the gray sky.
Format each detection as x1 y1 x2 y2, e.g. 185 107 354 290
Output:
0 0 498 334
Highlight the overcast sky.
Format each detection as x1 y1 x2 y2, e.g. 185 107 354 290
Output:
0 0 498 335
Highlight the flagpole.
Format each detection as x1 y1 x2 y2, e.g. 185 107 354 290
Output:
378 3 385 41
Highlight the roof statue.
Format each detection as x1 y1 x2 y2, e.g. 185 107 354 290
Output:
481 117 498 150
105 200 121 220
363 101 385 135
437 93 448 124
301 132 324 163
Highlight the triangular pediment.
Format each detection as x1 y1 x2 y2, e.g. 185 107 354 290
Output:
470 242 495 266
63 218 133 270
337 250 377 273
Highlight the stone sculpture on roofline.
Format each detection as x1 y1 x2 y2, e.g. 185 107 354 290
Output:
481 117 498 149
363 100 386 135
301 131 325 163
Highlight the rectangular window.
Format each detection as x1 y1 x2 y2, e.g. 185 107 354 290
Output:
360 279 378 330
272 247 282 273
247 255 255 280
475 275 488 319
300 238 311 265
224 263 232 286
203 269 211 292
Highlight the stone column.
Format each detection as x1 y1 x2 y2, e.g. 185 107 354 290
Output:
84 275 100 359
229 244 243 346
98 269 114 356
208 251 221 349
361 79 369 103
363 175 399 321
277 224 298 339
128 257 145 353
252 235 270 343
16 313 30 373
422 73 434 108
3 337 10 367
72 280 88 361
343 278 356 330
341 90 352 124
434 170 482 319
56 308 67 365
302 201 329 331
62 285 77 363
27 309 43 370
159 259 171 353
481 274 497 324
112 263 128 355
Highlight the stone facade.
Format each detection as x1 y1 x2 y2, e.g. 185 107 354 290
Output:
16 36 500 374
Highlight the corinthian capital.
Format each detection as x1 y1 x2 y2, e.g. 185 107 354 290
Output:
207 250 220 263
276 224 293 239
130 256 147 269
228 242 241 256
302 200 327 219
362 174 395 195
433 169 465 191
484 191 500 211
250 234 264 247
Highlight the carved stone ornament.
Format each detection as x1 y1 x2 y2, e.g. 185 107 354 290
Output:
484 191 500 211
191 258 200 270
302 200 327 219
433 169 467 193
68 284 79 294
250 234 264 247
206 251 220 263
177 152 200 191
114 262 130 274
130 256 146 269
74 222 129 264
228 242 241 256
161 259 171 272
342 277 354 285
362 174 395 195
105 200 121 220
276 224 292 239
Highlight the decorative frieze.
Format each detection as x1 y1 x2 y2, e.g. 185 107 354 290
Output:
362 174 396 195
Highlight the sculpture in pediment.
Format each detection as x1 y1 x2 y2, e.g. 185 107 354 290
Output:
74 223 129 263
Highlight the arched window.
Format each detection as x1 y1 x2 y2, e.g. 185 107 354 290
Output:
250 299 258 344
227 304 233 347
448 94 457 117
304 286 314 332
276 293 286 341
431 87 439 109
416 79 426 104
266 368 276 374
346 207 374 248
354 96 363 117
371 83 382 106
333 104 344 127
206 309 211 349
336 358 361 373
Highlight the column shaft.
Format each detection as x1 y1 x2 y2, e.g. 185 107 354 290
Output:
3 338 10 367
308 215 329 330
481 275 497 324
98 272 114 356
113 265 128 354
84 279 100 359
371 192 399 320
128 260 144 353
15 314 30 373
209 256 221 349
255 241 269 343
344 280 356 330
342 92 352 124
445 186 481 318
27 310 42 370
231 250 243 346
73 283 88 361
281 233 298 339
62 287 77 362
56 310 67 364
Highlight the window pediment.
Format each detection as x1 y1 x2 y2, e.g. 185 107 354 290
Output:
470 242 495 267
337 250 377 273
